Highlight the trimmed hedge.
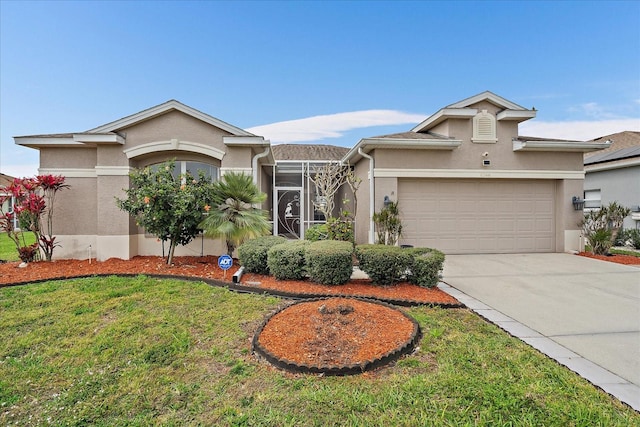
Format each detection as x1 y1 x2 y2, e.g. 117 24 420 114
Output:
406 248 445 288
237 235 287 275
305 240 353 285
355 244 412 286
305 224 329 242
355 244 445 287
267 240 310 280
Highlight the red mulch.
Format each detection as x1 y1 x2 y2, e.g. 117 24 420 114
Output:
257 298 415 367
578 252 640 265
0 256 459 306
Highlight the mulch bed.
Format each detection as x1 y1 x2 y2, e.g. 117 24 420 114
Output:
253 297 421 375
578 252 640 265
0 256 460 307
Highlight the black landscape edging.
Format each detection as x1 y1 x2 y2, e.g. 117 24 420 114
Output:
0 273 464 308
251 296 423 376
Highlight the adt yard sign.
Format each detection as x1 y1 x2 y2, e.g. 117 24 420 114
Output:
218 254 233 270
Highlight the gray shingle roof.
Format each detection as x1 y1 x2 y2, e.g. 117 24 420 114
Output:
272 144 350 161
584 131 640 164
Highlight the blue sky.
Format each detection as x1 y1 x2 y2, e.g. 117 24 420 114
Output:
1 0 639 177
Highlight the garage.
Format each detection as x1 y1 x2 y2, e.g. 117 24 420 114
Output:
399 179 556 254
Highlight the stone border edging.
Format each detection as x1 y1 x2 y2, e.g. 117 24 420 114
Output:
251 296 422 376
1 273 464 308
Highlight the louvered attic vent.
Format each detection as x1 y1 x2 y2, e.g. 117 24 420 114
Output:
472 110 497 143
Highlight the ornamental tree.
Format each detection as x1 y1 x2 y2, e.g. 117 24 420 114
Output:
580 201 630 255
116 160 216 265
0 175 69 262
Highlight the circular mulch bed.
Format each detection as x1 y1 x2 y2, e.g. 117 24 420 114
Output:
252 297 421 375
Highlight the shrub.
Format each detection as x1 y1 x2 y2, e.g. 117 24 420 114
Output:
305 240 353 285
267 240 310 280
628 229 640 249
305 224 328 242
580 202 630 255
406 248 445 288
616 228 640 249
237 235 287 274
355 244 412 286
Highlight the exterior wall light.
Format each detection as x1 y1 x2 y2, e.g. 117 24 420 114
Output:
572 196 585 211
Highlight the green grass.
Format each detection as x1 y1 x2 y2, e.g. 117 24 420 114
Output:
1 276 638 426
611 248 640 257
0 231 37 261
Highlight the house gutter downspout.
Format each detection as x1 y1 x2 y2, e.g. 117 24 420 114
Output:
358 147 375 244
252 146 270 185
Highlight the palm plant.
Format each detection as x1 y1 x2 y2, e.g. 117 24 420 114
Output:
200 172 272 256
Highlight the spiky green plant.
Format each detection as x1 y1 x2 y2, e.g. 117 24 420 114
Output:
199 172 271 255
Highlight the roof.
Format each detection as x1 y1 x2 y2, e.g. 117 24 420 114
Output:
89 99 254 136
272 144 349 161
584 131 640 165
368 131 454 140
412 91 537 133
0 173 15 187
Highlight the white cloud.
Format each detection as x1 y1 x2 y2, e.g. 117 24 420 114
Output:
247 110 425 143
0 164 40 178
519 118 640 141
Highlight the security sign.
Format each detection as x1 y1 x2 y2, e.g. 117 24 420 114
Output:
218 254 233 271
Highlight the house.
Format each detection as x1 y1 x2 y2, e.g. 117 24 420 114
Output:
344 91 609 254
583 131 640 229
15 91 610 260
14 101 275 261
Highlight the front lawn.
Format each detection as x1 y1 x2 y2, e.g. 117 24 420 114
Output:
1 276 637 426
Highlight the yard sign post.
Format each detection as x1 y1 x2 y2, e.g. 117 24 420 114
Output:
218 254 233 281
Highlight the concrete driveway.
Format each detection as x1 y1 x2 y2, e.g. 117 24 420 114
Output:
441 253 640 410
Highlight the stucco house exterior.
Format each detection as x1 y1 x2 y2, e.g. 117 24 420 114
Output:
15 91 609 260
14 101 275 261
345 92 609 254
583 131 640 230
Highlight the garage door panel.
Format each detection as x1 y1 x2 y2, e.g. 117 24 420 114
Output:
399 179 555 254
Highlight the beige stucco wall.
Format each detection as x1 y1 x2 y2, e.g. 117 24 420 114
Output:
351 105 587 252
39 108 261 260
353 159 372 244
53 177 97 235
121 110 232 151
40 148 97 169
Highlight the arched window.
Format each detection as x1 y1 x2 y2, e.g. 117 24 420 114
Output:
472 110 497 143
149 161 219 182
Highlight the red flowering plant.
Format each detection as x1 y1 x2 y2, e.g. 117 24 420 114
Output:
0 175 69 262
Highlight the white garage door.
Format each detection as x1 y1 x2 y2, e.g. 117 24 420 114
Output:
399 179 555 254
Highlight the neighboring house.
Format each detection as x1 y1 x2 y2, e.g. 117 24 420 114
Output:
15 91 609 260
0 173 18 230
584 131 640 230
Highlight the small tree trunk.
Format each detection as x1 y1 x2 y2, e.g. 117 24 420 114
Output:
167 239 177 265
226 240 235 257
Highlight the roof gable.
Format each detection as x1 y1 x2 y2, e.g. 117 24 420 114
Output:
412 91 536 133
89 100 254 137
446 90 527 110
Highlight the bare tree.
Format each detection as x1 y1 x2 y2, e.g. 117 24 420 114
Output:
308 162 347 220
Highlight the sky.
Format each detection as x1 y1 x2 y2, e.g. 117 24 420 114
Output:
1 0 639 178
